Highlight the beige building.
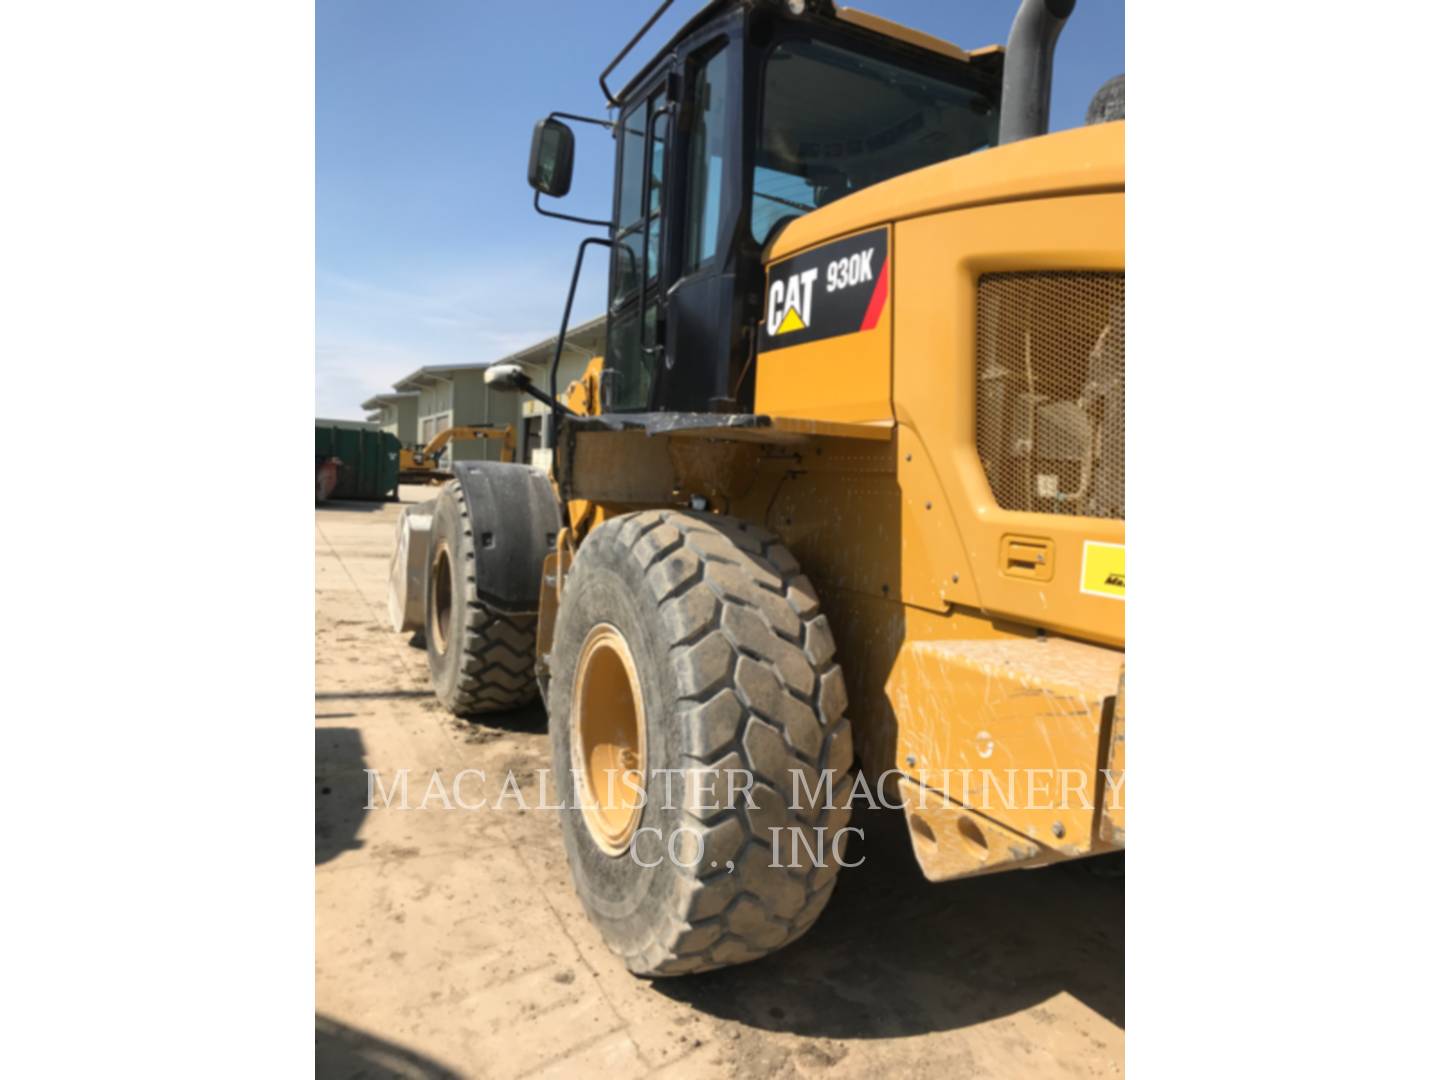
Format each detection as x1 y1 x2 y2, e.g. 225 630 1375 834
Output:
384 315 606 467
361 392 420 446
390 364 493 458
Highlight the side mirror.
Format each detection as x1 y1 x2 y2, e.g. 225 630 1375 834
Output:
484 363 528 391
527 119 575 198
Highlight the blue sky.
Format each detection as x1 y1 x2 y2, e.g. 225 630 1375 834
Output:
317 0 1125 419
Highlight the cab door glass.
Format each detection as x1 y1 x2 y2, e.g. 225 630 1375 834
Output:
684 44 729 273
646 110 668 288
608 86 668 411
613 108 647 301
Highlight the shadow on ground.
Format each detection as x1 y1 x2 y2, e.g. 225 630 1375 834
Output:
316 728 369 865
443 697 550 753
654 803 1124 1039
314 695 543 864
316 1014 462 1079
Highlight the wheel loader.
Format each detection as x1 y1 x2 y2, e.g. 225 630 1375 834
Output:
403 0 1124 976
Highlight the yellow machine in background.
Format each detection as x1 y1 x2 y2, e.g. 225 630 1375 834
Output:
398 424 516 482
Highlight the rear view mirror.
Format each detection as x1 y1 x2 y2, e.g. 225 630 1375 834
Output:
528 119 575 198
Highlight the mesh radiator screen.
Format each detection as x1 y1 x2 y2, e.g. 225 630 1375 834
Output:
975 271 1124 519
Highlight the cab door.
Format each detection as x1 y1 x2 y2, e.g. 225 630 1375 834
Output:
605 80 671 411
659 35 750 414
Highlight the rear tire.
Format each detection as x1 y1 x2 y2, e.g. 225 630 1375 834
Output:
425 479 538 715
549 510 855 976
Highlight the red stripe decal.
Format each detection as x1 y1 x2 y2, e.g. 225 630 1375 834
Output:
860 257 890 331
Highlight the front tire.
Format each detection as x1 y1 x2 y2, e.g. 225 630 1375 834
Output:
549 510 855 976
425 479 538 715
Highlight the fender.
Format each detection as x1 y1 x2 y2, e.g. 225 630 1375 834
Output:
447 461 561 613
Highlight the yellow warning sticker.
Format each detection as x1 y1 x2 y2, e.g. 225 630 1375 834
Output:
1080 541 1125 600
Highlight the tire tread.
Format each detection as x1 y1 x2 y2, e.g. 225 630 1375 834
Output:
433 479 538 715
589 509 854 976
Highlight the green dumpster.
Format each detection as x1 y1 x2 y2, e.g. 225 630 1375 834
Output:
315 422 401 502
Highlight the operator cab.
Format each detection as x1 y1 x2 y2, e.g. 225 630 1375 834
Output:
528 0 1001 417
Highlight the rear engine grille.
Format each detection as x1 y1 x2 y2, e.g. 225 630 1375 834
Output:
975 271 1125 519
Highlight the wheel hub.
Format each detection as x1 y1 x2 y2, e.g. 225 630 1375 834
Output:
429 543 453 654
572 624 647 856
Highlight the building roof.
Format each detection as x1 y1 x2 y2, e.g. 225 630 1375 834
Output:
390 315 607 392
360 391 419 410
495 314 607 372
391 363 491 392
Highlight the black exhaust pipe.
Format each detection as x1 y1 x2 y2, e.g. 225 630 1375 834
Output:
997 0 1076 144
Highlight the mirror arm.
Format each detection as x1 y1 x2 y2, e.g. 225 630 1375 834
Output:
533 188 612 229
505 371 578 419
550 111 613 132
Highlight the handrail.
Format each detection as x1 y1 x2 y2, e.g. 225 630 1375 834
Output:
599 0 678 106
546 236 616 452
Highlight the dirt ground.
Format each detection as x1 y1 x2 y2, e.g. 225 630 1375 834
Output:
316 488 1124 1079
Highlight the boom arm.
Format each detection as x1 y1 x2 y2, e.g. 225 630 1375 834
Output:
421 425 514 461
402 425 517 472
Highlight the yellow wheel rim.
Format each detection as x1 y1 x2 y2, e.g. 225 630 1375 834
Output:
571 624 647 856
429 543 453 653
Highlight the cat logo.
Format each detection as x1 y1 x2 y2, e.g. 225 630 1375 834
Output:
760 228 889 352
767 268 819 336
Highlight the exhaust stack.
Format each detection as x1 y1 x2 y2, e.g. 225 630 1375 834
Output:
997 0 1076 144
